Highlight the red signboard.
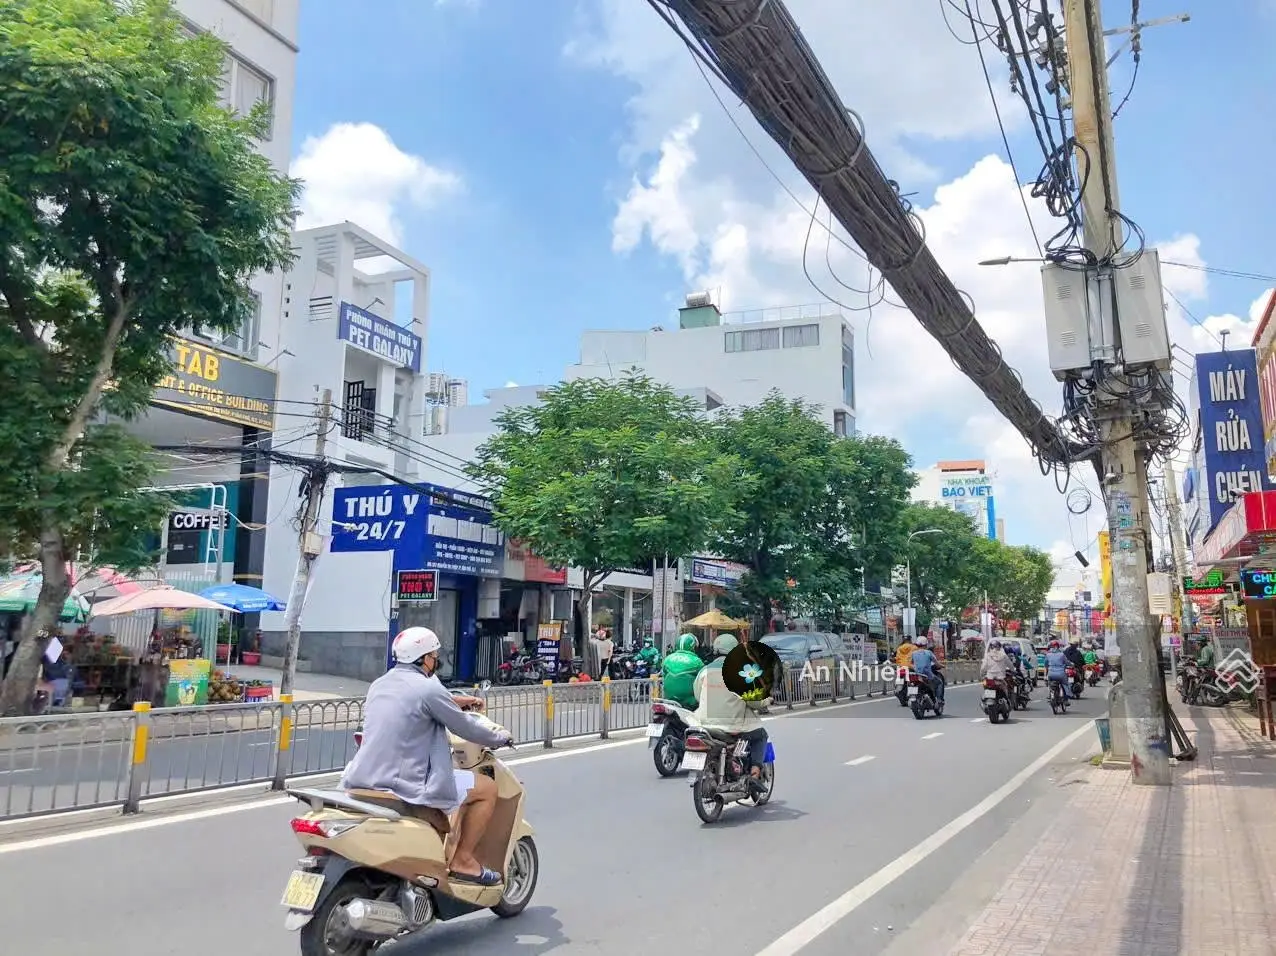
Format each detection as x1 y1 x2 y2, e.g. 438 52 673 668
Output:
395 569 438 602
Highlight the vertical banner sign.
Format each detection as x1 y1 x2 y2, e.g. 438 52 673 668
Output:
1098 531 1112 618
1193 348 1274 532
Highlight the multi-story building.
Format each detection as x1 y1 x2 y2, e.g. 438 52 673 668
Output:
124 1 299 629
422 373 470 436
565 294 856 435
912 460 998 540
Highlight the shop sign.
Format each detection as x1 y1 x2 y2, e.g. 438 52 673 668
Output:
169 511 226 532
165 659 211 707
504 539 567 585
1240 569 1276 600
152 338 277 431
689 557 748 588
395 569 437 603
338 302 422 373
1184 569 1227 597
1193 349 1273 531
937 474 996 539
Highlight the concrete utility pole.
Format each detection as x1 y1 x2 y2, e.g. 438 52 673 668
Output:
1062 0 1170 784
279 389 332 699
1162 462 1195 649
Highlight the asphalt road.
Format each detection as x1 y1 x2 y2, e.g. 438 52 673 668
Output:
0 693 655 818
0 682 1107 956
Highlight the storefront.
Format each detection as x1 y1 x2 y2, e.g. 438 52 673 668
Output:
328 482 504 682
1193 490 1276 666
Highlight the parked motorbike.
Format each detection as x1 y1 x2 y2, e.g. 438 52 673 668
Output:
494 650 544 687
1177 660 1200 703
982 677 1012 724
1067 666 1083 699
905 670 944 719
682 727 775 823
647 698 700 776
282 704 536 955
1048 677 1070 714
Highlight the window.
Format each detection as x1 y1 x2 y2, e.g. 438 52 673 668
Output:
842 344 855 408
724 327 781 353
782 323 819 348
189 291 261 360
222 54 275 139
834 410 848 436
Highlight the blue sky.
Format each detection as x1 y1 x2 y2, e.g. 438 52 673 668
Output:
288 0 1276 589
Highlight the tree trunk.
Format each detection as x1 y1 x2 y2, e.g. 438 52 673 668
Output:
0 524 70 717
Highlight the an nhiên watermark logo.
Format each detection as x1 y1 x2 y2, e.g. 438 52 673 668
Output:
796 660 904 685
1215 648 1259 695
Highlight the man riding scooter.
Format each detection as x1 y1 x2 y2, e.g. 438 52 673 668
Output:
894 635 919 706
340 627 514 886
910 636 945 707
980 639 1012 702
636 636 662 671
694 634 769 795
660 634 705 709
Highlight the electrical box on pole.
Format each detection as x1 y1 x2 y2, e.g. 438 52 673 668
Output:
1112 248 1171 369
1041 263 1118 377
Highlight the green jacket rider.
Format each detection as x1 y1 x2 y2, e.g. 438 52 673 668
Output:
660 634 705 709
1197 641 1216 668
636 637 661 669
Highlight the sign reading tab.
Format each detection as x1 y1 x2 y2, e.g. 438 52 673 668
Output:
395 569 438 603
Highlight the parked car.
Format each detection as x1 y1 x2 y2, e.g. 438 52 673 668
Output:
761 631 846 701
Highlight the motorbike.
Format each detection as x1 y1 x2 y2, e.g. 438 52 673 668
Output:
647 698 700 776
1085 663 1102 687
1011 673 1031 710
894 668 910 707
981 677 1012 723
905 669 944 719
682 727 775 823
1067 666 1084 699
281 705 537 956
1180 664 1234 706
494 650 544 687
1048 677 1070 714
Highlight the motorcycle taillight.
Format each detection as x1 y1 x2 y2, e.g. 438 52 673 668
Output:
650 702 667 716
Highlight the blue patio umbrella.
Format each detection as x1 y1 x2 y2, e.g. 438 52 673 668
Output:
198 583 287 613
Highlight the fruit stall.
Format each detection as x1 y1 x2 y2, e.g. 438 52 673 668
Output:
206 670 274 704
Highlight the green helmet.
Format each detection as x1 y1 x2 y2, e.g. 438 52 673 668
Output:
677 634 697 652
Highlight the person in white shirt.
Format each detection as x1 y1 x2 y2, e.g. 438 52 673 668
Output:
593 629 614 679
694 634 769 794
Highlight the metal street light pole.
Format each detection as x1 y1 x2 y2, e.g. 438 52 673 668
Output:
905 528 945 637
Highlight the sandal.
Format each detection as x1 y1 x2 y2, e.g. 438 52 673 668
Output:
449 866 501 886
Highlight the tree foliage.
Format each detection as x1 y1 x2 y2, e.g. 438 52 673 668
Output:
0 0 298 713
468 374 743 632
707 394 915 628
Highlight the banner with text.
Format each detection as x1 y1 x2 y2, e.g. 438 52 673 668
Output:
1193 348 1273 532
338 302 422 373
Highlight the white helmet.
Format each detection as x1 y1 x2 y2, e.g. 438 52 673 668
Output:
915 636 929 647
393 626 442 664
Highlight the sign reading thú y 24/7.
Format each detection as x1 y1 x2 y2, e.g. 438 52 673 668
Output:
338 302 422 373
331 488 426 547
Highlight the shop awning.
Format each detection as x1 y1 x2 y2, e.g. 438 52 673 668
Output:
1195 490 1276 570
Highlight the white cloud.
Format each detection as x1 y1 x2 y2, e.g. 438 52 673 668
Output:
291 123 461 247
589 14 1275 596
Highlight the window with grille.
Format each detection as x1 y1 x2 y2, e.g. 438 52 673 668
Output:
724 328 781 353
842 345 855 408
782 323 819 348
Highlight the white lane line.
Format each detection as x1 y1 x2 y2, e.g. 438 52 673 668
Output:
0 688 982 849
752 719 1096 956
0 768 34 776
921 732 944 740
844 756 876 767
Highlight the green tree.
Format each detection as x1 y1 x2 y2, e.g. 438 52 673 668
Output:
897 503 988 620
708 394 914 629
988 544 1054 623
0 0 297 714
468 374 742 644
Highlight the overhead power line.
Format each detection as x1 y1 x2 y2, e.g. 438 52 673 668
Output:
649 0 1087 481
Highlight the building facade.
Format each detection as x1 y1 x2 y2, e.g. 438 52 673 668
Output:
565 295 856 435
128 0 300 635
911 460 998 540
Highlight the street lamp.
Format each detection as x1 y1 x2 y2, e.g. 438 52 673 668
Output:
905 528 945 635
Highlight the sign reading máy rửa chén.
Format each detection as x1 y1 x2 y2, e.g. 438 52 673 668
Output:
152 337 277 431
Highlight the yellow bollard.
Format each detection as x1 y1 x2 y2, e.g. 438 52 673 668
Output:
130 701 151 766
600 676 612 739
542 680 554 748
277 693 293 752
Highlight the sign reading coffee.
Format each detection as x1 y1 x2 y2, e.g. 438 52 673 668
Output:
169 511 226 532
152 337 278 431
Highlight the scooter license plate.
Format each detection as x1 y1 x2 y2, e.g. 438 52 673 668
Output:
682 752 707 771
280 870 325 912
645 723 664 737
982 689 998 700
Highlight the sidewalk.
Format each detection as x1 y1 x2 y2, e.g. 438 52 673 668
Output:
948 707 1276 955
222 664 370 702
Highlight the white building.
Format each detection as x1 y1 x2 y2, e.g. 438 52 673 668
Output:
125 0 299 614
566 294 856 435
257 222 439 679
912 460 998 540
422 373 470 436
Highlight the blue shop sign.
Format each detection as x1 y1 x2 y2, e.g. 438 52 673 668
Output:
1193 349 1274 531
338 301 422 373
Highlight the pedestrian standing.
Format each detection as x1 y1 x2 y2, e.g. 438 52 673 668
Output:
595 628 614 679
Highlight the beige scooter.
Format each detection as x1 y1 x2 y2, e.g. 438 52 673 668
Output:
280 709 538 956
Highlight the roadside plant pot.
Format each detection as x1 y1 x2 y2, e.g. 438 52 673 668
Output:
216 643 231 663
240 651 261 665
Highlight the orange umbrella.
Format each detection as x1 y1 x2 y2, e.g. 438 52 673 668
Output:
90 586 237 617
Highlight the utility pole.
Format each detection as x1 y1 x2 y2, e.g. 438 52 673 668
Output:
1162 462 1195 651
1062 0 1170 784
279 389 332 699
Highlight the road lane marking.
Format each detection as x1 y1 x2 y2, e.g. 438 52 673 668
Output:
921 732 943 740
752 719 1096 956
0 685 987 847
971 718 985 723
844 756 875 767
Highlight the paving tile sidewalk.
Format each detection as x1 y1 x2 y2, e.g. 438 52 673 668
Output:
948 708 1276 956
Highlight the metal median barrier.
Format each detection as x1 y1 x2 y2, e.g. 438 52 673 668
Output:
0 661 982 821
